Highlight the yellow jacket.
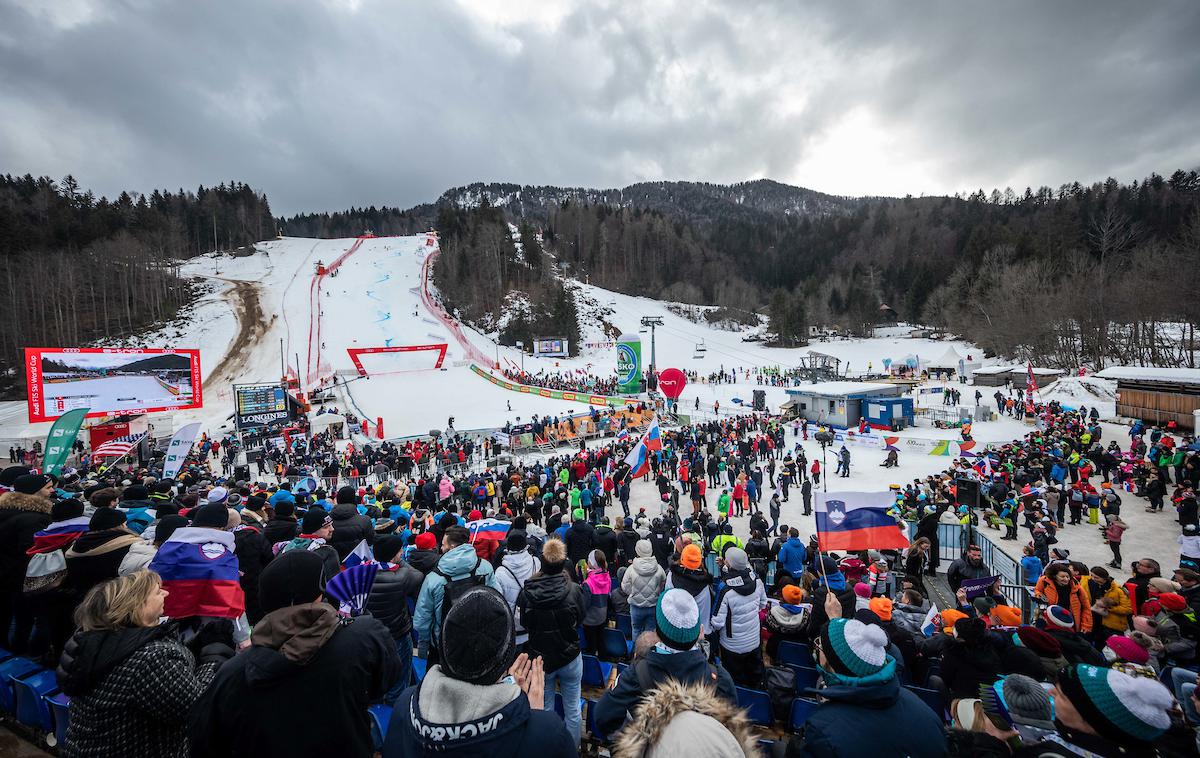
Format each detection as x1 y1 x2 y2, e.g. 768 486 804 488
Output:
1087 577 1133 633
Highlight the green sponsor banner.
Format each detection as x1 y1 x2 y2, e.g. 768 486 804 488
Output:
616 335 642 394
41 407 89 476
469 365 626 407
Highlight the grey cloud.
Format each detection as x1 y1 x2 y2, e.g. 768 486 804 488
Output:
0 0 1196 215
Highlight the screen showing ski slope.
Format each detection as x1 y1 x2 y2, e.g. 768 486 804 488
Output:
26 347 203 422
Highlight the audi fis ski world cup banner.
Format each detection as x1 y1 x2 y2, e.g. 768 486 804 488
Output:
26 348 203 423
616 334 642 394
234 383 293 431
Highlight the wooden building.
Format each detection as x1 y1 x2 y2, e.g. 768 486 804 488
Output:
1094 367 1200 430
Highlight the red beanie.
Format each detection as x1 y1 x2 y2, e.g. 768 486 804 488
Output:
1158 593 1187 613
415 532 437 550
469 509 484 521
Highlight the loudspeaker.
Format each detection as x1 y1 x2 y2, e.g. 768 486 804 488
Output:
752 390 766 411
234 465 250 482
954 477 980 508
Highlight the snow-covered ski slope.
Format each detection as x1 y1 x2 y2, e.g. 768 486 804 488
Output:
109 234 994 438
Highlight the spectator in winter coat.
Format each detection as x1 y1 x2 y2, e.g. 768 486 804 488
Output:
365 535 424 705
564 509 596 569
411 527 497 659
946 544 990 594
279 508 341 582
593 517 618 572
192 550 401 758
616 517 640 570
937 617 1002 698
785 610 946 757
328 488 375 559
623 539 667 641
263 500 300 546
117 485 156 536
580 550 611 654
890 589 932 639
57 569 235 758
665 545 714 641
1084 565 1132 646
0 471 53 653
1034 565 1093 634
233 503 274 625
777 528 808 579
711 548 767 687
516 538 586 746
65 509 157 609
1039 606 1105 666
492 531 540 646
595 588 737 737
406 531 440 575
383 587 575 758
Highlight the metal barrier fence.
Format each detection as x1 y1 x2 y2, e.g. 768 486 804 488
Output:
907 519 1031 614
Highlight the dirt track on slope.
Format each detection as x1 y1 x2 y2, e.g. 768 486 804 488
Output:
204 278 274 391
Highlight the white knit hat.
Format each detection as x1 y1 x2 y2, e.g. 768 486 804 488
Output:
724 547 749 571
636 539 654 558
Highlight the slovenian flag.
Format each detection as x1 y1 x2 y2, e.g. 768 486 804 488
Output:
468 518 511 543
343 539 375 569
149 527 245 619
814 491 910 552
623 421 662 478
26 516 90 554
920 605 940 637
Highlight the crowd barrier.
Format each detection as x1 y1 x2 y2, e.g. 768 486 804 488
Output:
907 519 1029 615
470 364 631 408
832 429 977 457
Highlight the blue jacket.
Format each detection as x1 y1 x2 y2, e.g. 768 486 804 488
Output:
268 490 295 508
411 544 496 646
1021 555 1043 585
778 537 808 577
118 502 155 535
794 659 946 757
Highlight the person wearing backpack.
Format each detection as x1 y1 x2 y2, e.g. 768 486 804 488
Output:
412 525 496 663
493 531 540 646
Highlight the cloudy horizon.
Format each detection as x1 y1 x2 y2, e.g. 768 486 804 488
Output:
2 0 1198 216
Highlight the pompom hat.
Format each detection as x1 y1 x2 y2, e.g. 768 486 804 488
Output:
821 617 889 677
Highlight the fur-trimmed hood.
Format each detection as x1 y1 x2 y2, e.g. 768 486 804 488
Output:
613 679 758 757
0 491 52 514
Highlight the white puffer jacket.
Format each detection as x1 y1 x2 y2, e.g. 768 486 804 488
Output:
494 549 541 643
622 556 666 608
711 569 766 654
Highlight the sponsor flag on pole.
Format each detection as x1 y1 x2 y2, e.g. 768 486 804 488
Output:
149 527 245 619
814 491 910 552
41 407 89 476
161 422 202 481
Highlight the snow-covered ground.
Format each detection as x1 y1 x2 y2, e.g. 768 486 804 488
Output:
0 234 1185 575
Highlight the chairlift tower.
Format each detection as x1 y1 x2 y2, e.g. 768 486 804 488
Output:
640 316 664 376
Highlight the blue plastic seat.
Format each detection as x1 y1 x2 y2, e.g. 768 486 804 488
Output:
777 640 815 668
615 614 633 639
585 697 609 743
600 628 631 661
785 664 820 693
13 669 58 731
368 703 392 750
412 657 428 684
46 692 69 748
581 654 613 688
905 684 947 722
789 697 820 731
0 657 40 713
736 686 773 727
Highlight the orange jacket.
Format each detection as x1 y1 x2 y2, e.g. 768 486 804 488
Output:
1035 575 1092 633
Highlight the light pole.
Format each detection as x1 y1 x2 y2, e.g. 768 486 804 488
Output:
516 342 524 372
640 316 663 375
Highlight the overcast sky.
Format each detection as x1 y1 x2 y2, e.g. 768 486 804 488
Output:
2 0 1197 216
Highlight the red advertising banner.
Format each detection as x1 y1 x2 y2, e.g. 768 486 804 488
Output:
89 421 131 450
26 347 203 423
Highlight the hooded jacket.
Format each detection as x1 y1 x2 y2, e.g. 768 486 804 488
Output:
407 547 440 575
792 658 946 757
263 516 299 546
777 536 808 577
564 519 596 565
190 603 399 758
328 501 375 559
612 679 758 756
594 647 737 738
412 543 497 648
492 550 540 642
891 599 932 638
65 528 146 603
57 622 225 758
117 500 156 536
0 491 52 592
712 569 767 653
665 564 714 635
622 547 666 608
516 571 585 672
383 665 575 758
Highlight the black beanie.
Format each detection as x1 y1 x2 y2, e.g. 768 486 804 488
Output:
336 485 358 505
440 586 516 685
89 508 127 531
192 503 230 529
52 498 85 521
154 514 189 545
1 465 31 486
374 535 405 562
301 508 331 534
14 474 50 495
274 500 295 519
122 484 149 501
259 550 326 614
506 530 527 551
246 495 267 512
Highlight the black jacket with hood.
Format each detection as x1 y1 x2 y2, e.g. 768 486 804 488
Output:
516 570 585 672
328 502 375 559
0 491 52 592
190 603 399 758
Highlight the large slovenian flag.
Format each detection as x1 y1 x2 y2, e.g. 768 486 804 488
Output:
814 491 910 552
623 421 662 478
468 518 511 543
26 516 90 554
149 527 245 619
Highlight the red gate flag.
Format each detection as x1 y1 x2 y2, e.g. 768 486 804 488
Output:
814 491 909 551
